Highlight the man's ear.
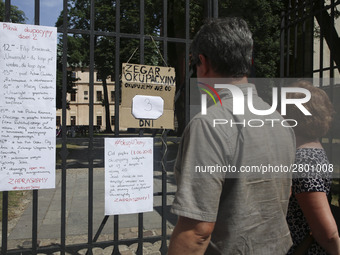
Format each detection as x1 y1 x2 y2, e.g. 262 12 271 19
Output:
198 54 210 76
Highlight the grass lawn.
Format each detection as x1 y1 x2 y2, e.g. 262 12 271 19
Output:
56 143 83 165
56 143 83 149
0 191 30 222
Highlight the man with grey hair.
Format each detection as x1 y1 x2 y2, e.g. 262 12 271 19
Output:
168 18 295 254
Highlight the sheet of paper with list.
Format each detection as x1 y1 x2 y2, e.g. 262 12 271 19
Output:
0 22 57 191
105 138 153 215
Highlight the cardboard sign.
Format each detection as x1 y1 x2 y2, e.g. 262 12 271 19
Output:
120 63 175 129
0 22 57 191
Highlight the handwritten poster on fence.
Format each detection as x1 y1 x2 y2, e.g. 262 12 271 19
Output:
120 63 176 129
0 22 57 191
105 138 153 215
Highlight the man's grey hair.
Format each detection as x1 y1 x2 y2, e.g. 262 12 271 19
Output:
190 17 253 77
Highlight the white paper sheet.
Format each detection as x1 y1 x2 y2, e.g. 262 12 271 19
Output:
105 138 153 215
0 22 57 191
132 95 164 119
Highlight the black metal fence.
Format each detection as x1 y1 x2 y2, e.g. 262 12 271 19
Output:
2 0 339 254
280 0 340 202
280 0 340 78
1 0 218 254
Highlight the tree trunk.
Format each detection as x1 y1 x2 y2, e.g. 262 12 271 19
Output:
102 78 112 133
313 0 340 74
168 0 186 135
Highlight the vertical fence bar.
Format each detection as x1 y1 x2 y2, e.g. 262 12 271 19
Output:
114 1 120 137
285 0 292 77
4 0 10 21
319 0 324 80
60 0 69 253
1 191 8 255
213 0 218 18
160 131 169 255
280 11 285 78
87 0 96 254
286 0 291 77
136 1 145 254
32 1 40 254
140 0 145 64
31 192 38 255
2 2 11 254
205 0 212 18
34 0 40 25
301 1 306 76
113 1 121 254
293 0 298 76
162 0 168 65
159 1 168 254
309 2 314 77
278 9 286 112
113 214 119 255
329 0 334 81
185 0 190 125
328 0 335 164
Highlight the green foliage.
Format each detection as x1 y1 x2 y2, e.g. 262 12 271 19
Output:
167 0 284 131
55 0 285 131
0 0 27 23
56 0 163 74
166 0 283 79
56 0 166 132
219 0 284 78
218 0 284 102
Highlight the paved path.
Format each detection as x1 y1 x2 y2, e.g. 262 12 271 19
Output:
6 168 177 254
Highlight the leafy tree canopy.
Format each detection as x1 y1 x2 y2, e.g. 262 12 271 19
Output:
55 0 285 132
219 0 284 78
56 0 163 73
0 0 27 23
56 0 165 132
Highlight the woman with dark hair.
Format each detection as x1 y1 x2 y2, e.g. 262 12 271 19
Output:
285 80 340 255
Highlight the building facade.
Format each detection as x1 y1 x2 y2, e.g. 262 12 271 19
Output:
56 68 116 131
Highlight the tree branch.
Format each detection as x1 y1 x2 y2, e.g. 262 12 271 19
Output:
313 0 340 74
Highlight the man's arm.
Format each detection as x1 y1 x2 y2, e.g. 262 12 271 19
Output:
168 216 215 255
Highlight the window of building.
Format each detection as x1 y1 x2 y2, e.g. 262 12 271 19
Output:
56 116 61 126
111 116 115 125
71 116 76 126
96 73 102 82
97 116 102 126
96 91 102 102
111 91 115 102
71 71 76 79
84 90 88 100
70 91 76 101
